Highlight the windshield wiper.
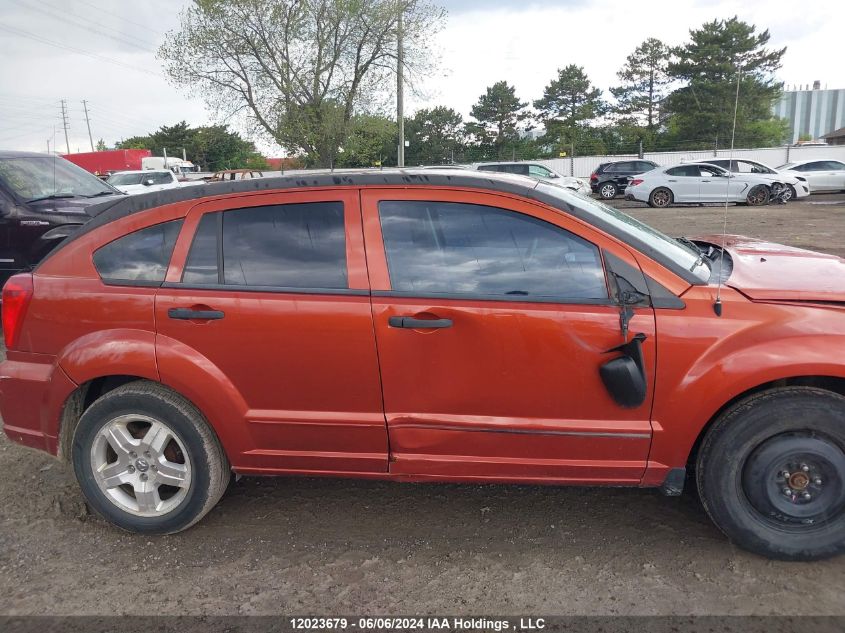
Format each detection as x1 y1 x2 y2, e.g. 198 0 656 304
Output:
675 237 704 254
26 193 78 203
675 237 712 274
85 191 121 197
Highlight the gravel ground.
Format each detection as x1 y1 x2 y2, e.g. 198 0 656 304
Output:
1 193 845 617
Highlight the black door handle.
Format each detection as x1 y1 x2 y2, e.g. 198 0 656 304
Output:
168 308 225 320
388 316 452 329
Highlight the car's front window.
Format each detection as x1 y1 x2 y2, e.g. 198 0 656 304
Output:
536 181 711 283
0 156 116 201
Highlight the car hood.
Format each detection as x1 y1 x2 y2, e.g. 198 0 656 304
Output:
26 194 125 217
695 234 845 302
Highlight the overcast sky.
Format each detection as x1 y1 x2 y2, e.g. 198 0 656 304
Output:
0 0 841 156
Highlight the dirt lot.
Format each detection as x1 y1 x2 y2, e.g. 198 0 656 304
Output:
1 193 845 617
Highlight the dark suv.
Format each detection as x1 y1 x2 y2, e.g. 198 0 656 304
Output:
590 160 658 199
0 151 123 287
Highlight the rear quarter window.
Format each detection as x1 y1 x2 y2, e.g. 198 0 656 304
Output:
92 220 183 285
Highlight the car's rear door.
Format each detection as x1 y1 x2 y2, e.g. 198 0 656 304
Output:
664 166 700 201
155 189 388 474
361 187 656 483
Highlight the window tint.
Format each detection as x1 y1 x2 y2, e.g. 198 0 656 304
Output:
823 161 845 170
221 202 347 288
477 165 499 172
149 172 173 185
666 166 700 177
183 212 219 284
378 200 608 301
636 161 656 172
799 162 824 171
93 219 182 283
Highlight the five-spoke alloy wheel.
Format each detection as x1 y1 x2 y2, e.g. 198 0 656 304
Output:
72 381 230 534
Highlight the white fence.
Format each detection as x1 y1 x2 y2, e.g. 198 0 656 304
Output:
536 145 845 178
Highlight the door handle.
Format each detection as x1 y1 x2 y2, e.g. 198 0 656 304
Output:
701 179 711 182
388 316 452 329
667 179 677 182
168 308 225 320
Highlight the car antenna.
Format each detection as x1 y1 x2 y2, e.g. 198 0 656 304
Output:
714 63 742 317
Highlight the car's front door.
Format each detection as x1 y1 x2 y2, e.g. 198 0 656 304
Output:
698 166 746 201
155 189 388 474
361 188 656 483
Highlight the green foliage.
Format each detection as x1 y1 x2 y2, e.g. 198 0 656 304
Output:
466 81 529 160
665 17 787 148
115 121 265 170
405 106 464 165
334 114 397 168
534 65 605 149
95 139 109 152
610 38 671 130
158 0 445 168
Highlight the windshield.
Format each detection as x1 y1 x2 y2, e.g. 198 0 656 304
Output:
0 156 116 201
108 173 147 186
536 181 711 283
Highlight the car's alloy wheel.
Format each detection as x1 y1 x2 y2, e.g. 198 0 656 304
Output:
72 381 230 534
783 184 796 201
649 187 672 208
746 184 770 206
697 387 845 560
90 414 192 517
599 182 618 199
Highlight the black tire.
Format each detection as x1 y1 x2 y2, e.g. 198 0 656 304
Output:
697 387 845 560
648 187 673 208
746 184 770 206
71 380 230 534
598 181 618 199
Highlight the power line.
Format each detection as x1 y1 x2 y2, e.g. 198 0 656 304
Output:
73 0 165 36
0 23 165 79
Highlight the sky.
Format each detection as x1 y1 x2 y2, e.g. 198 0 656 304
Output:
0 0 842 156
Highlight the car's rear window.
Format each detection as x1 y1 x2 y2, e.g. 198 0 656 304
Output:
182 202 348 289
92 219 183 285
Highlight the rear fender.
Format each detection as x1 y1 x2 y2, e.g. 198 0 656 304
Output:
58 329 159 385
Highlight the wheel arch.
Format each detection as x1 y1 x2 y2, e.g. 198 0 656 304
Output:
686 375 845 473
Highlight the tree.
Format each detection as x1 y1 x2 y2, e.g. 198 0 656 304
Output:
610 38 671 130
467 81 529 160
405 106 464 165
158 0 445 168
95 139 109 152
665 17 788 148
534 65 605 151
334 114 397 168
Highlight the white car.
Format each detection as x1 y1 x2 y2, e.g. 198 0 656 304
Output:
776 159 845 193
476 162 591 195
696 158 810 201
625 163 776 208
106 170 182 195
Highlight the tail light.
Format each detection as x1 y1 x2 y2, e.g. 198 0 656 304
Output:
2 273 33 350
589 173 598 182
629 179 644 187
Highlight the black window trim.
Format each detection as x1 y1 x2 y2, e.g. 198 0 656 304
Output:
162 281 368 296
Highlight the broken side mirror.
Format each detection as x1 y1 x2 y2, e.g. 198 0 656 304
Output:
600 333 648 408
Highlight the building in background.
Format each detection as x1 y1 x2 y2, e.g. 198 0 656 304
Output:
822 127 845 146
773 81 845 144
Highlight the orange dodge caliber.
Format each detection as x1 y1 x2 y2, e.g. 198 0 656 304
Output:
2 170 844 560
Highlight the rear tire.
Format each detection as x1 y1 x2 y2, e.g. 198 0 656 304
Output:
598 182 618 199
648 187 673 208
71 381 230 534
696 387 845 560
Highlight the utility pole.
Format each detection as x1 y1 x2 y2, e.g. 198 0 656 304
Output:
60 100 70 154
396 0 404 168
82 100 94 152
46 138 50 154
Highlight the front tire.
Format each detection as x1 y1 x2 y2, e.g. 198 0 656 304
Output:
746 184 770 206
72 381 230 534
697 387 845 560
598 182 618 199
648 187 673 208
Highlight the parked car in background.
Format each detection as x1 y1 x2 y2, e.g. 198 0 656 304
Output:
3 169 845 561
695 158 810 201
776 160 845 193
589 160 658 199
106 170 182 195
625 163 776 208
0 151 123 287
476 162 590 194
207 169 264 182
